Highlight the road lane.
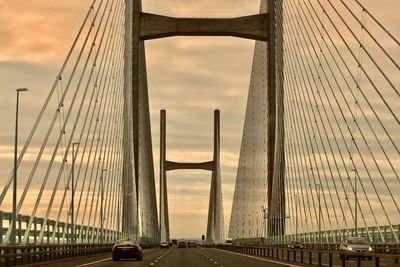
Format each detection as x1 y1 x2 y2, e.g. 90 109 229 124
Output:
74 248 170 267
197 248 300 267
25 247 399 267
24 248 167 267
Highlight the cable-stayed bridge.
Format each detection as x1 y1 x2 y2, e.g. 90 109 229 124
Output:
0 0 399 265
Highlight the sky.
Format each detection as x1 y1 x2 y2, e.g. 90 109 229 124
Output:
0 0 261 239
0 0 399 240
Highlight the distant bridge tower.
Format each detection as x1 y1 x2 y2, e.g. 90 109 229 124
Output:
159 110 225 244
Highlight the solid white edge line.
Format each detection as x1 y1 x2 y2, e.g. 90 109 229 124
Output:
75 257 111 267
212 249 301 267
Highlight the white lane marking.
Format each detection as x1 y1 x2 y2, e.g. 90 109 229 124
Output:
212 249 301 267
76 257 111 266
149 263 155 266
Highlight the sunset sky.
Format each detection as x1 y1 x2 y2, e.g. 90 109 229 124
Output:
0 0 398 239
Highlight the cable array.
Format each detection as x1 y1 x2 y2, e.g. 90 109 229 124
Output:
229 0 399 244
0 0 126 244
283 0 399 243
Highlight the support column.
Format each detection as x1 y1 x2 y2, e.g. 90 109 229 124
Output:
159 110 170 242
206 110 225 244
122 0 138 239
266 0 285 238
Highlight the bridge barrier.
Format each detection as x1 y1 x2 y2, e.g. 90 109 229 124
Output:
0 212 120 244
231 224 400 245
0 243 159 266
217 244 400 267
0 243 113 266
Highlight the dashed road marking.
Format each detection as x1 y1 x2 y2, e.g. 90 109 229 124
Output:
212 249 301 267
76 257 111 266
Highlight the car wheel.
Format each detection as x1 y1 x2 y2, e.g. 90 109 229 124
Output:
340 254 344 260
138 253 143 261
112 255 119 261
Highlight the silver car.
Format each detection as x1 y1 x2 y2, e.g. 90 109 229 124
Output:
339 237 373 260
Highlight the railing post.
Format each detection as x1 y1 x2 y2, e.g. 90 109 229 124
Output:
318 252 322 266
18 214 22 244
356 256 361 267
309 251 312 265
33 217 37 244
397 224 400 244
329 253 332 267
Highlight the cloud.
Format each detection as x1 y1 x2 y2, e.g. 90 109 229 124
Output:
0 1 93 63
1 0 399 240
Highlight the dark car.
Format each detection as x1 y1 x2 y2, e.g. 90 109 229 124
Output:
160 241 170 249
177 240 187 248
188 242 198 248
112 239 143 261
288 241 304 249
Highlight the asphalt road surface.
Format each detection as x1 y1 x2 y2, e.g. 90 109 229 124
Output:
27 247 399 267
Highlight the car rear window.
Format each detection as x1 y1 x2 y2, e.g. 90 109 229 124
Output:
116 240 138 245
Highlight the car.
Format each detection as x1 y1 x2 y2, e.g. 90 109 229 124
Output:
188 242 198 248
339 237 373 260
160 241 170 249
112 239 143 261
177 240 188 248
287 241 304 249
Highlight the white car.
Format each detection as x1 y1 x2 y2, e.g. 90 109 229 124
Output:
160 241 170 249
339 237 373 260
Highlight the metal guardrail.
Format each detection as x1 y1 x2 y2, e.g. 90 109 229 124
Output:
0 243 113 266
217 244 400 267
0 212 120 244
232 224 400 245
0 243 159 266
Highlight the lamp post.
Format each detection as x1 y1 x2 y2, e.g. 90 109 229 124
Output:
71 142 79 243
354 170 358 236
12 88 28 245
262 206 267 242
117 182 121 240
316 184 321 249
100 169 106 243
295 194 298 241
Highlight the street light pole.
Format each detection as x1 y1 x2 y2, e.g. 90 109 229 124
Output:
117 182 121 240
262 206 267 241
316 184 321 249
71 142 79 244
295 194 298 241
12 88 28 245
354 171 358 236
100 169 106 243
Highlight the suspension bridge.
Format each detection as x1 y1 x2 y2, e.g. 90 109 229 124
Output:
0 0 399 266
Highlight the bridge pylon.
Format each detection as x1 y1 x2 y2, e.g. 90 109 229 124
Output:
159 110 225 244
